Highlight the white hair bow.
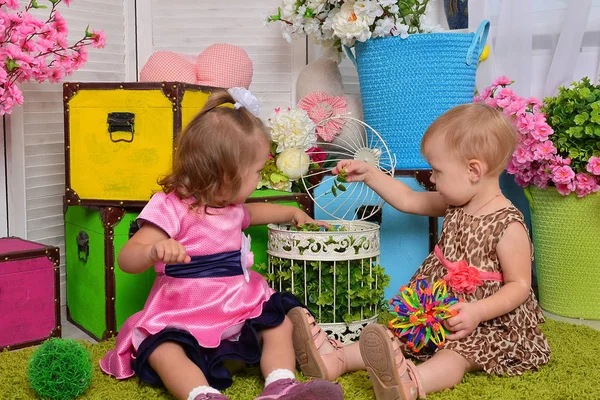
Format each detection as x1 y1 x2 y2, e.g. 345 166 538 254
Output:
227 87 261 117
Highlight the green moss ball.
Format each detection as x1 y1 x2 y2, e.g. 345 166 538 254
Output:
27 338 93 400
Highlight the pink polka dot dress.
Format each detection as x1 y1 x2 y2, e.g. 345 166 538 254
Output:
99 192 301 389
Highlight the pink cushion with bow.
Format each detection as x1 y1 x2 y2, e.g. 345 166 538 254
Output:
139 51 197 84
195 43 253 89
140 44 254 89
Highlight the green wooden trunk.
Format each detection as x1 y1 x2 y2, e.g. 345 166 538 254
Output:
245 189 313 269
64 206 156 341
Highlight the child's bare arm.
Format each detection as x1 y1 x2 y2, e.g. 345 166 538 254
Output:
473 222 532 321
246 202 321 227
332 160 447 217
118 223 190 274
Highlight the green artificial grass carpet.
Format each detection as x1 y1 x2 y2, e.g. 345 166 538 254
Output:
1 319 599 400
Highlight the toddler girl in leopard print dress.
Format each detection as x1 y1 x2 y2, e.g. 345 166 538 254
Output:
289 103 550 400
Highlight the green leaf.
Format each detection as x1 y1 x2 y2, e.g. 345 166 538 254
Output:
585 124 595 136
579 87 591 99
30 0 48 8
268 6 282 21
550 115 562 126
566 126 583 138
4 59 19 72
574 112 589 125
569 148 580 159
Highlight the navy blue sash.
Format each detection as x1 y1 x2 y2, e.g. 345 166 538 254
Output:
165 250 243 278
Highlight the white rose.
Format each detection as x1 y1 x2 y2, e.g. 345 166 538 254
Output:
332 2 372 45
276 148 311 180
269 108 316 152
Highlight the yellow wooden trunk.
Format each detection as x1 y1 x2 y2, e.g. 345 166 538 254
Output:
63 82 215 207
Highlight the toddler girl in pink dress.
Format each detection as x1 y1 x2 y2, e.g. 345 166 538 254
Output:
100 89 343 400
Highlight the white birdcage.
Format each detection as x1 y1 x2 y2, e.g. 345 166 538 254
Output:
267 220 387 343
264 115 394 342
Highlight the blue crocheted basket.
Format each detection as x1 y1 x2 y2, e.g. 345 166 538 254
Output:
345 20 489 169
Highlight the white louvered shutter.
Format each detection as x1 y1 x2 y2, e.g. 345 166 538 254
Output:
8 0 131 305
142 0 306 118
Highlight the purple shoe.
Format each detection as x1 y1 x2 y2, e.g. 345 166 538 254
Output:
194 393 230 400
254 378 344 400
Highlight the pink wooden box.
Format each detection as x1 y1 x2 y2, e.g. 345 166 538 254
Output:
0 237 61 350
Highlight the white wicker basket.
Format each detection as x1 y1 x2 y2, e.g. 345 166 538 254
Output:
267 220 387 343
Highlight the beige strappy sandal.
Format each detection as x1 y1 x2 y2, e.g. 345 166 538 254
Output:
287 307 347 381
359 323 426 400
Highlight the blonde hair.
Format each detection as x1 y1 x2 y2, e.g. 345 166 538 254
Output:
420 103 518 176
159 90 269 207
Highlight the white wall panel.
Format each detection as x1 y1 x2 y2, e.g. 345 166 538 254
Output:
6 0 130 306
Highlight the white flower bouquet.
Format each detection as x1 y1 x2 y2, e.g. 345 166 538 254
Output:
267 0 441 59
259 107 327 192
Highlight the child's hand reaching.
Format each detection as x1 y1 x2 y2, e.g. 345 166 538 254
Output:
291 209 330 230
332 160 373 183
150 238 191 264
444 302 482 340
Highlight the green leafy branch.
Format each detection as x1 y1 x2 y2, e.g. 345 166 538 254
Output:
293 223 347 232
256 258 390 324
329 167 348 197
542 77 600 172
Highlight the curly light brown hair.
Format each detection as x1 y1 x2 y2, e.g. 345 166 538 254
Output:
159 90 269 207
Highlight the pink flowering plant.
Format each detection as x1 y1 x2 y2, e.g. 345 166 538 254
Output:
0 0 106 115
475 76 600 198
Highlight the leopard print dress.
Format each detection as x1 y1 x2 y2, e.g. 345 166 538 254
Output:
397 205 551 375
